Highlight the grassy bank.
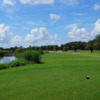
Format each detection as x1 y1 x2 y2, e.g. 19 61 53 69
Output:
0 53 100 100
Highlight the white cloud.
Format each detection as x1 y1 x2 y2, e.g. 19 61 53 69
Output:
2 0 79 6
49 34 60 45
3 0 16 6
67 24 90 41
0 24 12 43
93 4 100 11
59 0 78 6
91 19 100 36
0 25 60 48
50 14 60 20
19 0 54 5
10 36 23 46
25 27 60 45
66 24 77 29
25 28 48 42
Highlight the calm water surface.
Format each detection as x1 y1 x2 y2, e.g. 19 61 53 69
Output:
0 56 16 63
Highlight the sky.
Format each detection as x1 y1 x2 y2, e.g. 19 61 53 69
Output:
0 0 100 48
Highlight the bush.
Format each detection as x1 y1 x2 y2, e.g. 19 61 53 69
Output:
20 50 41 64
44 51 49 53
9 60 26 67
45 51 49 53
0 64 9 70
9 60 21 67
16 47 24 53
39 50 44 54
0 50 4 57
0 50 42 70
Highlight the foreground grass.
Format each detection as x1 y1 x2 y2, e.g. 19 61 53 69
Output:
0 53 100 100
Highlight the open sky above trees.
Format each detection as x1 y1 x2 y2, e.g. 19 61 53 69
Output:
0 0 100 48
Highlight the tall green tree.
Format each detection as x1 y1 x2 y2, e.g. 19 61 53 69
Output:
94 34 100 50
63 46 68 51
87 40 94 53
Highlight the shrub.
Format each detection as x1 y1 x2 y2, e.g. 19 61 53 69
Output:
9 60 26 67
19 60 26 66
0 64 9 70
45 51 49 53
20 50 41 64
0 50 4 57
0 50 42 70
16 47 24 53
0 59 26 70
39 50 44 54
44 51 49 53
9 60 21 67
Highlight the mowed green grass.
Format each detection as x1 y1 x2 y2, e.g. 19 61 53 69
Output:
79 50 100 56
67 50 100 56
0 53 100 100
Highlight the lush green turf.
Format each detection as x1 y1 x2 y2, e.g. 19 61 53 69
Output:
79 50 100 56
67 50 100 56
0 53 100 100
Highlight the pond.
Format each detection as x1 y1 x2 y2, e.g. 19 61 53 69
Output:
0 56 17 64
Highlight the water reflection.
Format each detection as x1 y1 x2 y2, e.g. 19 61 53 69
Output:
0 56 16 63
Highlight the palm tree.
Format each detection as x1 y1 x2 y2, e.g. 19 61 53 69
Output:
87 40 94 53
63 46 68 51
85 44 90 50
94 34 100 50
93 42 98 50
72 43 77 52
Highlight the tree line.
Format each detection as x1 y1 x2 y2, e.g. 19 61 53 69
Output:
0 34 100 53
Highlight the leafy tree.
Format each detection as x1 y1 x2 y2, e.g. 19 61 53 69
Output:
53 46 57 51
63 46 68 51
94 34 100 50
87 40 94 53
16 47 24 53
0 50 4 57
63 41 87 50
45 46 49 51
